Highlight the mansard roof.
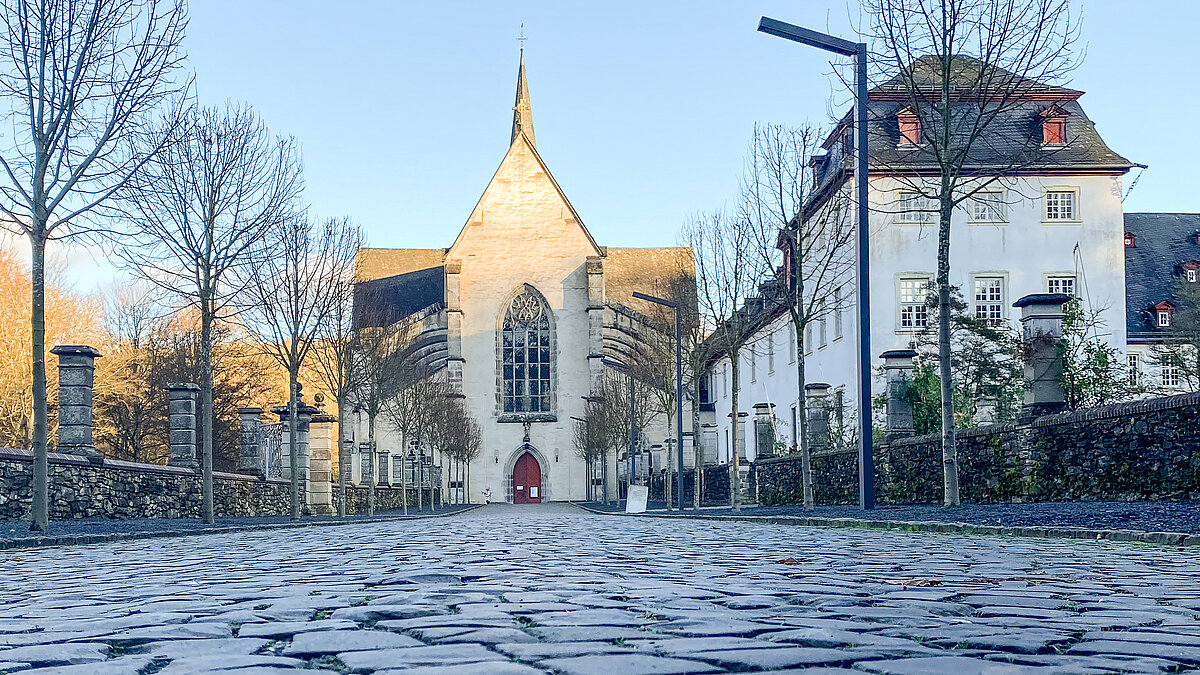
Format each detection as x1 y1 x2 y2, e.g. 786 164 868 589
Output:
805 56 1132 215
1124 212 1200 340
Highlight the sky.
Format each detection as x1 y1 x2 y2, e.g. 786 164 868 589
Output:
37 0 1200 289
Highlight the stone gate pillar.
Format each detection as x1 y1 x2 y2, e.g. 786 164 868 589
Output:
238 408 263 476
308 411 335 516
166 382 200 469
51 345 102 457
275 400 317 513
1014 293 1070 418
804 383 831 450
881 349 917 439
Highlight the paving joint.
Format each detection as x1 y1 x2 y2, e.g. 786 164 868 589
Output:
0 503 483 551
574 503 1200 547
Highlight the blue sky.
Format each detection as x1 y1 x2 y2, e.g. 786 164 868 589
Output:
49 0 1200 284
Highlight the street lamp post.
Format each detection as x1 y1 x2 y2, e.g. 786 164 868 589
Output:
632 291 685 511
757 17 875 510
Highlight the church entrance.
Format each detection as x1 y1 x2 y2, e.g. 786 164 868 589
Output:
512 452 542 504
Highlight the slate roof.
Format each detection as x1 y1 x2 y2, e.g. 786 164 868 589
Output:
354 248 445 329
807 56 1132 213
603 247 696 315
1124 213 1200 341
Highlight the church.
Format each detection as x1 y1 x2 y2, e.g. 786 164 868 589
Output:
351 52 694 504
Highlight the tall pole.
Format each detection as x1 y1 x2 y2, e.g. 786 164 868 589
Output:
854 42 875 510
757 16 874 510
628 373 636 489
675 308 684 511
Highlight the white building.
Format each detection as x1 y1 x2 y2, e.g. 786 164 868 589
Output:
349 53 694 504
710 57 1133 464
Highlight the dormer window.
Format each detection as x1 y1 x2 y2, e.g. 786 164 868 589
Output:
897 107 921 146
1154 301 1176 328
1124 232 1136 248
1040 105 1069 146
1184 261 1199 283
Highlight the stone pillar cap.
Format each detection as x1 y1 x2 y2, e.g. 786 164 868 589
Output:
50 345 102 358
880 349 918 360
238 407 264 414
166 382 201 391
751 402 776 410
804 382 832 391
1012 293 1071 309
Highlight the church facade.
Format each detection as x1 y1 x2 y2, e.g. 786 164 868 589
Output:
351 53 694 504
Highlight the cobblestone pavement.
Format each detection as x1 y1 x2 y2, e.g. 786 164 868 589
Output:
2 504 1199 674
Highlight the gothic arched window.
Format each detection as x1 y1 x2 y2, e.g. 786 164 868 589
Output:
501 287 553 415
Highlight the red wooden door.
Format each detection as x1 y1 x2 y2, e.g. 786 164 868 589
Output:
512 452 542 504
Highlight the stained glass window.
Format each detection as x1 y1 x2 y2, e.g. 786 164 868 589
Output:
502 288 553 414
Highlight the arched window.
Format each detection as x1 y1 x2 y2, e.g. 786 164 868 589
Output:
501 287 553 415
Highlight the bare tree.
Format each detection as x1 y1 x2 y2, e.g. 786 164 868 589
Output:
310 236 361 517
741 123 856 510
244 215 357 520
352 317 410 516
865 0 1080 505
684 209 759 510
0 0 189 530
1153 279 1200 392
572 397 609 503
118 103 302 522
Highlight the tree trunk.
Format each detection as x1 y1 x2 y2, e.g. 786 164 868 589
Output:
199 299 216 524
399 431 408 515
367 413 377 516
287 370 300 520
416 441 423 511
29 231 48 532
796 323 814 510
937 189 960 506
730 349 741 511
602 449 610 504
665 408 673 511
692 373 702 509
336 397 348 517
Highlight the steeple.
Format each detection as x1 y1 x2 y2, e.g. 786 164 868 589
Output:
511 48 535 147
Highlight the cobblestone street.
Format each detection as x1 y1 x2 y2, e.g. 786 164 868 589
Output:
2 504 1199 674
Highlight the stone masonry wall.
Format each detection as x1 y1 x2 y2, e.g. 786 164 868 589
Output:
753 391 1200 506
756 448 860 506
334 484 434 514
0 448 290 520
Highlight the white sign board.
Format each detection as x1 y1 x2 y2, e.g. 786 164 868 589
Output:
625 485 649 514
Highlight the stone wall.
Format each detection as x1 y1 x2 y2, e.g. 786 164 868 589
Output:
755 448 860 506
334 484 435 514
752 391 1200 506
0 448 291 520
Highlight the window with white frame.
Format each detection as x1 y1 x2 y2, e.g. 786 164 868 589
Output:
969 191 1006 223
1127 353 1141 386
1158 310 1172 327
1188 269 1198 283
896 191 934 223
1162 364 1180 388
898 276 931 330
805 323 813 354
833 286 843 338
1044 189 1078 221
788 324 796 363
1046 275 1076 297
767 330 775 373
973 276 1006 324
748 347 756 382
818 298 828 347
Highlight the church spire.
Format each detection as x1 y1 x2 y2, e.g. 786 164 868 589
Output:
511 47 535 147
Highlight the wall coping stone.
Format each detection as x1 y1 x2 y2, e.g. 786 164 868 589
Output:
0 447 287 484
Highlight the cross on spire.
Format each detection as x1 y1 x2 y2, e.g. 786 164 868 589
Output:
511 36 535 147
